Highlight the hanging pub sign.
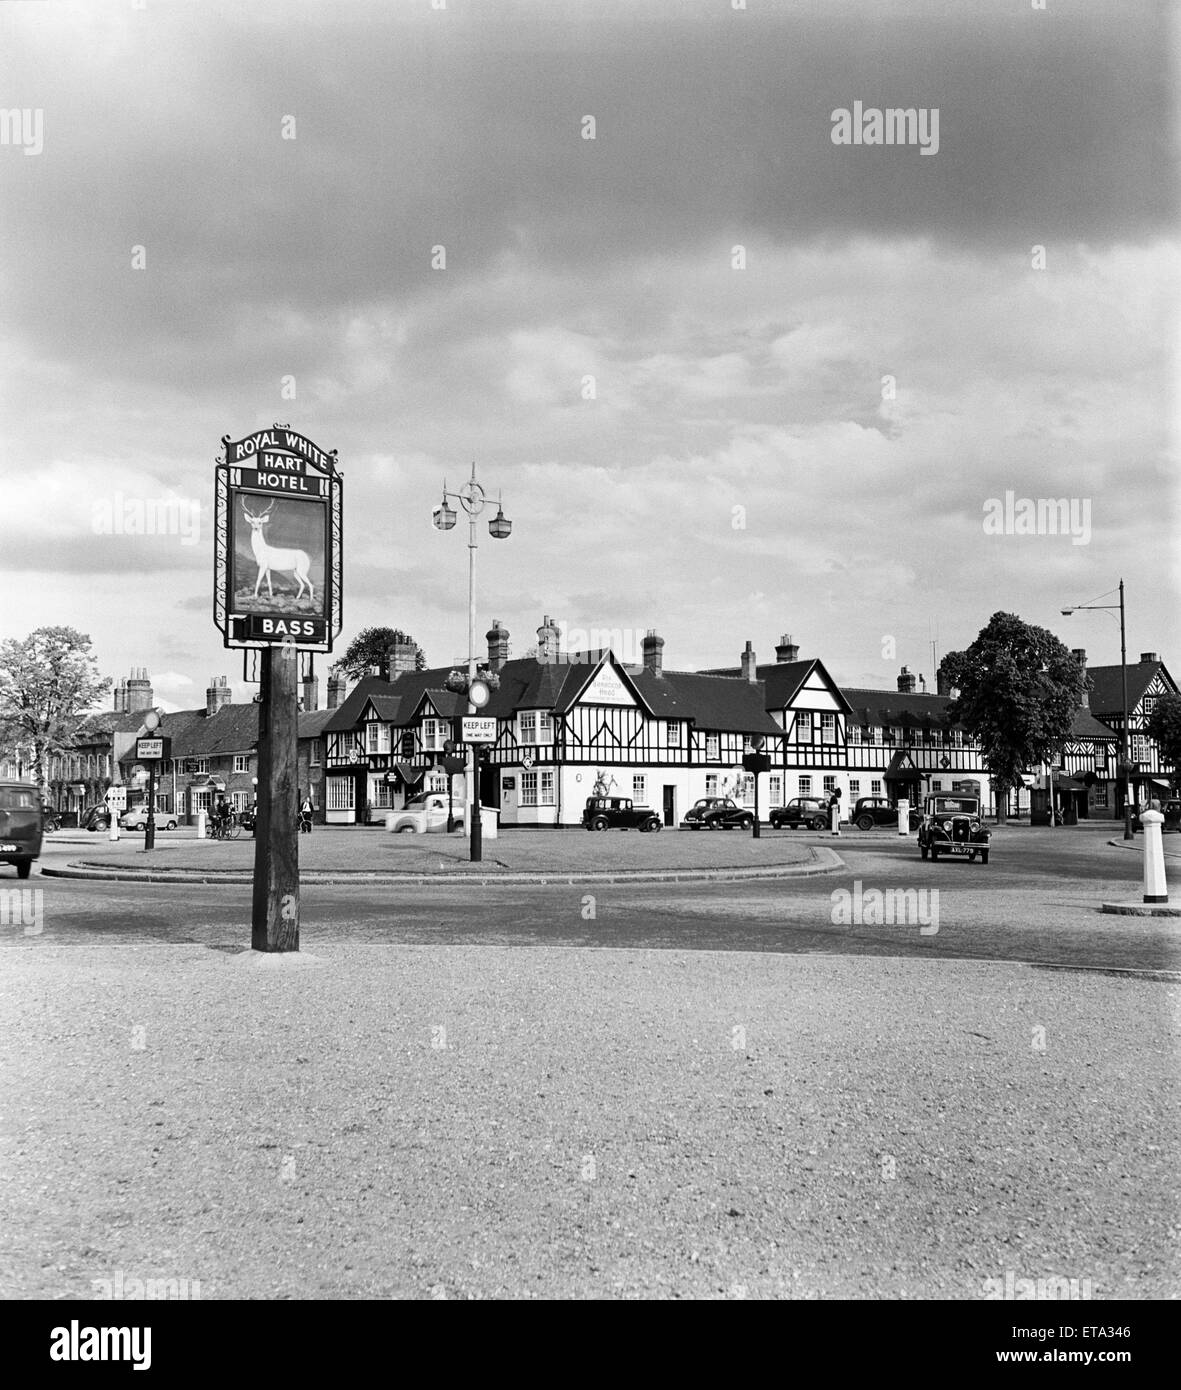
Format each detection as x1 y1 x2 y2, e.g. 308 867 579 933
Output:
213 424 343 652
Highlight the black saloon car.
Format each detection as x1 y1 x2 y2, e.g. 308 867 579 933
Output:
852 796 922 831
581 797 663 832
681 797 755 831
769 797 829 831
917 793 991 864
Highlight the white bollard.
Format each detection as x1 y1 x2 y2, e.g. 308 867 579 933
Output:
830 803 841 837
1140 808 1168 903
108 817 119 842
196 810 206 840
897 798 910 835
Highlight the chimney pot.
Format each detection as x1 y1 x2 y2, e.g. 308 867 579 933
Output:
1140 652 1159 664
741 641 758 683
642 629 665 678
897 666 917 694
775 633 799 663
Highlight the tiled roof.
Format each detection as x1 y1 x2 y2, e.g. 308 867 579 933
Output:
1087 660 1175 717
841 687 958 728
1070 707 1118 742
326 655 783 736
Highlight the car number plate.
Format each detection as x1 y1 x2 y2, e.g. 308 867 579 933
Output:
946 845 969 855
0 843 17 852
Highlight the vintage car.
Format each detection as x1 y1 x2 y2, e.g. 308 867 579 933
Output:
852 796 922 832
681 797 755 831
386 793 465 834
120 806 179 831
0 782 44 879
769 797 829 831
80 804 111 832
1131 800 1181 833
581 796 662 832
917 793 991 863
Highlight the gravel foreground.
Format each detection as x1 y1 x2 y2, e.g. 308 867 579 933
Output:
1 945 1177 1300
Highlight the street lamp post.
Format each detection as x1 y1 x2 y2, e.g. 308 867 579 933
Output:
433 462 512 862
1061 578 1133 840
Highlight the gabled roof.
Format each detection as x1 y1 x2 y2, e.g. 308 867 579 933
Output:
697 658 854 716
1087 659 1177 718
167 703 260 757
628 668 782 735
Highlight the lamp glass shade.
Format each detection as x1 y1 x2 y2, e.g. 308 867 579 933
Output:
468 678 491 709
142 710 161 732
433 502 457 530
489 508 512 539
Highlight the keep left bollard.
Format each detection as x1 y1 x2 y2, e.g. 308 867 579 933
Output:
897 797 910 836
1140 807 1168 903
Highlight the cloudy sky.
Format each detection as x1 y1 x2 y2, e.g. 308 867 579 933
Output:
1 0 1175 711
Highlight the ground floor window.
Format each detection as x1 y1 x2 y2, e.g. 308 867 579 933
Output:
520 770 555 806
798 776 812 798
633 775 646 803
705 774 718 797
327 778 355 812
192 790 211 813
231 791 249 812
849 779 860 798
871 780 883 797
769 776 782 805
822 775 837 795
369 779 393 809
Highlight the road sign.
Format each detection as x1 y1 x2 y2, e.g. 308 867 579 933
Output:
462 716 497 744
136 737 168 761
105 786 127 810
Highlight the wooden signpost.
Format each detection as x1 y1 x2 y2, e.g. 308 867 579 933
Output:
214 425 342 952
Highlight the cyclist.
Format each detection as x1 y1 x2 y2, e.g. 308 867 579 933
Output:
213 794 232 838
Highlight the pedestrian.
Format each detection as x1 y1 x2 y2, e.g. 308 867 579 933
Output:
299 792 314 834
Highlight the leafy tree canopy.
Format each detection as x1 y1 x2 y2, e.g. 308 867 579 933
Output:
1145 692 1181 789
338 626 426 681
0 626 110 797
941 612 1086 809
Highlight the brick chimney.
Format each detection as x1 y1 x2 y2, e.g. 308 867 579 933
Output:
642 629 664 678
1140 652 1159 664
387 638 418 677
125 667 154 713
206 675 231 716
741 640 758 682
775 634 799 663
301 673 319 712
897 666 917 694
327 667 347 710
1072 648 1088 708
537 614 561 663
486 620 510 672
113 677 127 712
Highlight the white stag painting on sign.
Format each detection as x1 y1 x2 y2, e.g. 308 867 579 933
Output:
233 495 325 615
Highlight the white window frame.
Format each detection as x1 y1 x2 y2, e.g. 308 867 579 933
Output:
871 779 883 797
820 713 836 745
422 718 445 753
310 740 322 766
705 774 718 797
233 754 250 774
192 789 212 813
520 712 537 745
370 777 393 808
798 775 812 798
705 733 720 763
823 775 837 794
796 711 812 743
667 720 682 747
367 722 390 755
769 775 782 806
539 770 555 805
192 758 208 775
849 725 861 745
327 778 355 811
520 771 538 806
632 775 646 803
849 778 860 797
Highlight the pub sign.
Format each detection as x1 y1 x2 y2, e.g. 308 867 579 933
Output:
214 424 343 652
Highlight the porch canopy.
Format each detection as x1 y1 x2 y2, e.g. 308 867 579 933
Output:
389 762 426 788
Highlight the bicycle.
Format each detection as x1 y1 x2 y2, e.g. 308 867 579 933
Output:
210 812 242 840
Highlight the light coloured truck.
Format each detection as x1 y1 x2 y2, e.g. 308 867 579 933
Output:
386 793 465 834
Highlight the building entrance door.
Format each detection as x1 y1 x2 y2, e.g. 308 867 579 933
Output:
663 785 676 827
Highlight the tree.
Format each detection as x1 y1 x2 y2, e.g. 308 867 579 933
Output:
1145 692 1181 791
940 612 1086 822
338 626 426 681
0 627 111 801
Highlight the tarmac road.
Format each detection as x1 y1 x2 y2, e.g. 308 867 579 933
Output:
7 828 1179 977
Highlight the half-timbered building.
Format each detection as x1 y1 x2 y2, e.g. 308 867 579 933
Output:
1087 651 1179 810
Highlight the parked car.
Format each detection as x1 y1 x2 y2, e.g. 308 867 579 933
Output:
120 806 179 831
0 783 43 879
1131 800 1181 833
918 793 991 863
80 804 111 832
852 796 922 832
681 797 755 831
769 797 829 831
386 793 465 834
581 796 662 832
